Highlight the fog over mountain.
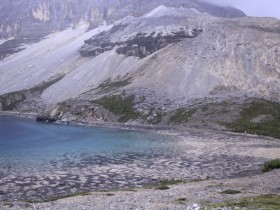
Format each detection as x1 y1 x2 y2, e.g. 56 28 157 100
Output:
0 0 246 40
204 0 280 19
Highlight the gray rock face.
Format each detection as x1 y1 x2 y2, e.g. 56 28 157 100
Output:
114 29 201 58
80 23 203 58
0 0 245 59
0 39 27 60
0 0 245 40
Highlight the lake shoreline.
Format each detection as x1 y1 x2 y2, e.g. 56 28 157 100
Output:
1 111 280 209
1 110 273 141
0 111 175 132
1 169 280 209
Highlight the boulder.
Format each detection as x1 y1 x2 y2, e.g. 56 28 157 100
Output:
36 116 57 123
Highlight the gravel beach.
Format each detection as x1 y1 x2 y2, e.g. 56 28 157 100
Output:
1 169 280 210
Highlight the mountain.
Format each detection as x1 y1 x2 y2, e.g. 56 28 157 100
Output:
0 0 245 58
0 1 279 137
0 0 245 39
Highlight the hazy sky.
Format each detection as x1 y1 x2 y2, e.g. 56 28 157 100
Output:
205 0 280 19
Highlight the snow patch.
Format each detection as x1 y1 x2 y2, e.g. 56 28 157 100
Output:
142 5 207 18
115 15 136 25
143 5 174 18
0 37 14 45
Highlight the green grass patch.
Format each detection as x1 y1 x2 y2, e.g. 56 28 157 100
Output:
155 179 182 190
210 194 280 209
169 108 197 124
145 179 183 191
21 191 91 203
262 159 280 172
200 101 231 116
97 77 132 93
189 178 206 183
155 185 170 190
147 111 164 125
175 198 187 204
2 202 15 208
159 179 183 185
220 190 241 194
95 94 140 122
29 75 64 93
227 99 280 139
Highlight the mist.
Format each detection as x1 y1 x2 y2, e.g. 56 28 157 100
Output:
204 0 280 19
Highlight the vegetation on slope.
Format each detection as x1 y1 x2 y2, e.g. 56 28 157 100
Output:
262 159 280 172
209 194 280 209
95 94 139 123
168 108 197 124
97 77 132 93
227 99 280 139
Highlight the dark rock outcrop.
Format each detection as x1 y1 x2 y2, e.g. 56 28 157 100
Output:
80 26 203 58
0 76 64 112
36 116 57 123
0 92 26 111
0 38 40 60
116 29 203 57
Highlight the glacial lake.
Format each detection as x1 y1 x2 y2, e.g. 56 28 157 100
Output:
0 115 268 201
0 115 180 175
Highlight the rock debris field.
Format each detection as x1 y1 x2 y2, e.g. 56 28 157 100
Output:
0 128 280 209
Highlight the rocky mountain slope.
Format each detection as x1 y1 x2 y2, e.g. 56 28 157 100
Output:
0 2 279 137
0 0 245 39
0 0 245 59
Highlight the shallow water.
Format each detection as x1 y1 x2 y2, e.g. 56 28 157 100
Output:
0 116 180 175
0 115 270 202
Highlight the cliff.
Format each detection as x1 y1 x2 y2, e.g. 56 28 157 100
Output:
0 0 245 59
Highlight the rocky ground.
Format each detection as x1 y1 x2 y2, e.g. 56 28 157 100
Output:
0 2 279 209
0 169 279 210
0 119 279 209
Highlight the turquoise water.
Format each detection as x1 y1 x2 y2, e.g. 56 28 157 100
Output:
0 115 179 174
0 115 264 201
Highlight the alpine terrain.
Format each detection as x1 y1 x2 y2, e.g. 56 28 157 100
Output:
0 0 280 138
